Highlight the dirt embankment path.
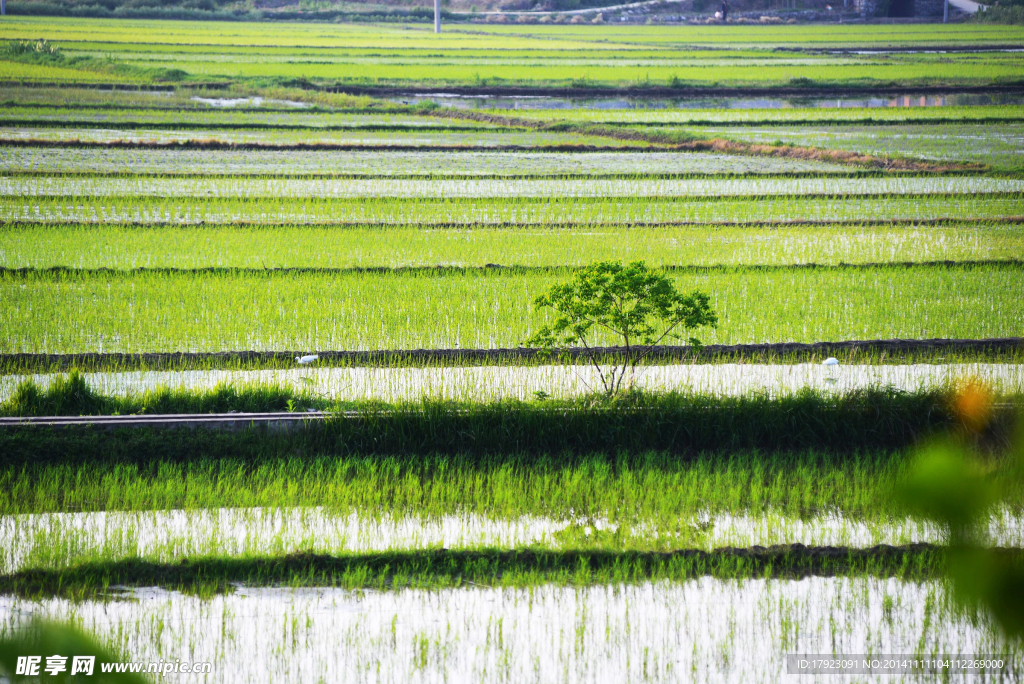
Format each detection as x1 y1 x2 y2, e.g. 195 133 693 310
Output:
2 337 1021 371
428 108 990 173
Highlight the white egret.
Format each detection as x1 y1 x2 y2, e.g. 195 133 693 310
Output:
296 354 319 365
822 357 839 384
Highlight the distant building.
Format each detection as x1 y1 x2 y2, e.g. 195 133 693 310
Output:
852 0 945 17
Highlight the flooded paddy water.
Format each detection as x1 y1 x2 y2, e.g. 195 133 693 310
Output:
2 507 1023 574
1 579 1019 683
2 363 1021 404
393 92 1024 111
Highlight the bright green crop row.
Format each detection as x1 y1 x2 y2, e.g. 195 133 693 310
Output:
52 55 1024 88
3 223 1022 270
0 16 611 51
2 18 1024 88
0 60 139 83
462 23 1024 48
0 126 649 147
0 450 925 518
1 265 1020 353
0 106 492 129
3 195 1020 225
2 17 1022 49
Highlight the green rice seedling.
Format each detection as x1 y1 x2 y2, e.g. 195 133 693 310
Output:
3 223 1023 271
4 175 1020 199
0 148 854 177
0 265 1020 353
3 194 1018 226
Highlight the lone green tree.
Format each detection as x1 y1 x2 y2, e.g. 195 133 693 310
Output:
525 261 717 395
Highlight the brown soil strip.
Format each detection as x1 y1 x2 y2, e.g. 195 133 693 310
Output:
2 260 1019 279
0 119 498 132
0 81 229 91
0 135 996 173
429 110 990 173
12 194 1018 205
0 171 899 180
2 338 1020 372
8 81 1024 97
0 412 324 430
0 139 665 152
782 46 1024 53
5 217 1021 229
616 117 1024 127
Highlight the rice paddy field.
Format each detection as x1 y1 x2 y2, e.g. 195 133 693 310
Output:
1 17 1024 684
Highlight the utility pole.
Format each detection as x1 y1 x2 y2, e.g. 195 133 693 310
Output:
943 0 948 21
435 0 441 32
1 0 5 17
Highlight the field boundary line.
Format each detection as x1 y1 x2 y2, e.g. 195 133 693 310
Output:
4 217 1020 228
7 192 1020 202
8 81 1024 97
6 544 1015 596
574 117 1024 127
411 108 992 172
1 337 1020 371
0 171 989 180
317 84 1024 98
0 136 993 173
0 412 326 430
0 139 672 152
0 119 506 133
2 261 1021 279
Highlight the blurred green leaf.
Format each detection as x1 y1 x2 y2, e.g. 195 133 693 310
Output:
948 547 1024 639
0 620 149 683
897 440 996 532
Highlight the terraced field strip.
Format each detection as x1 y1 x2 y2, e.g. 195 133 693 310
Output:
5 176 1019 198
683 122 1024 172
0 108 487 127
12 103 1024 126
2 265 1021 354
513 105 1024 126
3 223 1019 270
0 120 501 133
0 131 660 148
2 19 1024 94
5 195 1020 224
0 148 857 176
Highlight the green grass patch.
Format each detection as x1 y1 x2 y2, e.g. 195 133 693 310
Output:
1 387 1018 462
0 546 964 598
